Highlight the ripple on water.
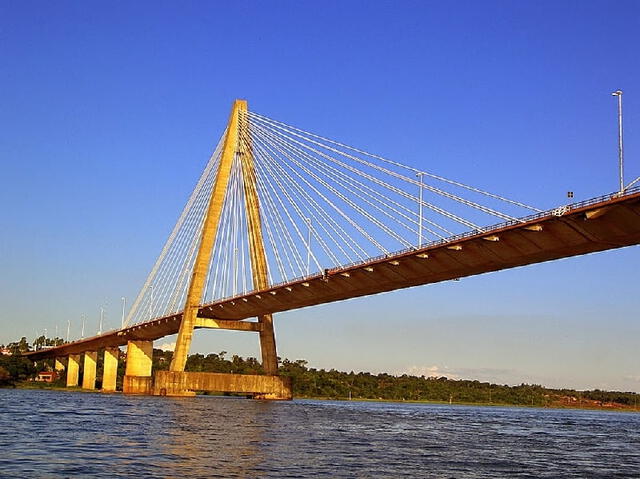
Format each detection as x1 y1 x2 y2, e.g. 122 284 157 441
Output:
1 390 639 478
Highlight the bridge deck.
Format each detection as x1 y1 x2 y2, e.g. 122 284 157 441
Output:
27 189 640 360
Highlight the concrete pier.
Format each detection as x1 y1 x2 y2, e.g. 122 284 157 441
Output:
153 371 292 399
54 357 66 372
102 347 119 392
66 354 80 387
123 340 153 394
82 351 97 390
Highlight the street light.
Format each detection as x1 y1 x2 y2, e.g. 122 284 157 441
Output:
305 217 312 275
416 172 425 247
611 90 624 192
121 297 126 328
149 285 154 321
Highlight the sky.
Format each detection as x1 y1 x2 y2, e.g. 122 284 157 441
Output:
1 1 639 392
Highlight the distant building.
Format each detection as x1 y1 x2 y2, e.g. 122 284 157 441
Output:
34 371 57 383
0 348 11 356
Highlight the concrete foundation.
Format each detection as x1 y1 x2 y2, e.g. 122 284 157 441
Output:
102 347 119 392
153 371 293 400
54 357 66 372
66 354 80 387
123 375 152 395
123 340 153 394
82 351 98 390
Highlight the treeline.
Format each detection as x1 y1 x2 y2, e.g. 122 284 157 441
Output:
159 350 639 408
2 337 638 409
0 336 52 385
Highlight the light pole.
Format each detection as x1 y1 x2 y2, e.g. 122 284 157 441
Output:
66 320 70 342
149 285 154 321
121 297 126 328
305 217 312 275
416 172 425 247
81 314 85 339
99 307 104 335
611 90 624 192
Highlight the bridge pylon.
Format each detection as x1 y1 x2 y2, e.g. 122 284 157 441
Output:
156 99 289 398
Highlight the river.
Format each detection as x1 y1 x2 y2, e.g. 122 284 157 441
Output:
1 389 638 478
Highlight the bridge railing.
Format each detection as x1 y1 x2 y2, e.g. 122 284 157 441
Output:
198 186 640 308
328 185 640 273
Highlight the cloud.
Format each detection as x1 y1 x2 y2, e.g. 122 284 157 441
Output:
158 341 176 352
401 365 462 380
398 365 519 384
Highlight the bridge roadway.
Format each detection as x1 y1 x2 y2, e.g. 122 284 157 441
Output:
27 188 640 361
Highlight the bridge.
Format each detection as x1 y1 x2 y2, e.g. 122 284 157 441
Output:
25 100 640 399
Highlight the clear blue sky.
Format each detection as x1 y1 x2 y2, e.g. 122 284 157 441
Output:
1 1 638 391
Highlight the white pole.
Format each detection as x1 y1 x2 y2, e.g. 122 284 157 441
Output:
66 320 70 342
99 307 104 335
81 315 85 339
306 217 312 275
612 90 624 192
149 286 154 321
121 297 126 328
233 247 238 296
416 172 424 247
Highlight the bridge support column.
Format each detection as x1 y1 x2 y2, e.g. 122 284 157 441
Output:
164 100 286 399
102 347 119 392
54 357 66 372
259 314 278 375
123 340 153 395
82 351 98 390
66 354 80 387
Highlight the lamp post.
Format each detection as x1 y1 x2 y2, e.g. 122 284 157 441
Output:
149 285 154 321
306 217 312 275
611 90 624 192
121 297 126 328
416 172 425 247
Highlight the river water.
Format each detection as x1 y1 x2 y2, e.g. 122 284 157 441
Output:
1 389 638 478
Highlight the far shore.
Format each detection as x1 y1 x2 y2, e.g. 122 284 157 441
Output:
6 382 639 413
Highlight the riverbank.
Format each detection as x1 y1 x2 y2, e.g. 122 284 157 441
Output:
7 381 639 413
294 395 640 413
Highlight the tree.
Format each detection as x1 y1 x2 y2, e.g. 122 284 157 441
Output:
0 355 36 383
0 366 10 385
7 337 31 354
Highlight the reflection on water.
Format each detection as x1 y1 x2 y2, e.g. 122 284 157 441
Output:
1 389 639 478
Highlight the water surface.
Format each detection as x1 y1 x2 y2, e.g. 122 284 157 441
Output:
1 389 638 477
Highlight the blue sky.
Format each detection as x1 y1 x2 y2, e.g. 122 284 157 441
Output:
1 1 638 391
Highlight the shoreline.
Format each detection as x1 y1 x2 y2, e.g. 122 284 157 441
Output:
6 382 638 413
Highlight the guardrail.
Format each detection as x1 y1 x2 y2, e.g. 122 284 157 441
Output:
204 186 640 306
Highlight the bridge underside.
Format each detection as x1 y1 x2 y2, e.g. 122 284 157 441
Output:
26 190 640 361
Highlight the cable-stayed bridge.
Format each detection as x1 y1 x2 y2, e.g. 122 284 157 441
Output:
26 100 640 399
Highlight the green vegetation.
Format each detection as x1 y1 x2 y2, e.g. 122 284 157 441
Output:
155 349 639 409
0 336 60 386
2 335 638 410
0 354 37 386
